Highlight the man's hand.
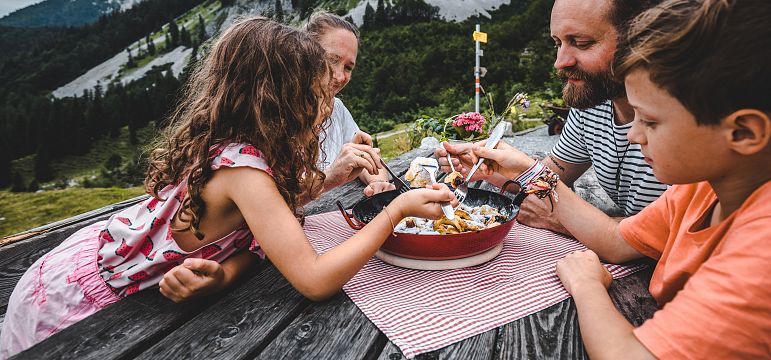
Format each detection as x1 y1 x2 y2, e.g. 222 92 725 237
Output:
434 141 488 181
159 258 225 303
517 196 572 236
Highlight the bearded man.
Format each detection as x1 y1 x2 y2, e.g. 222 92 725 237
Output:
438 0 668 235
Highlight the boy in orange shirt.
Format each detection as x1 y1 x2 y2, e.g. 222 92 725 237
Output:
461 0 770 358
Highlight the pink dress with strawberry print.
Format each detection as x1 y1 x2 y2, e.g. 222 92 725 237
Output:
0 143 270 359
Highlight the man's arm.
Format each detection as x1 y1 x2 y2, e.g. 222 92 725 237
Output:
542 154 591 188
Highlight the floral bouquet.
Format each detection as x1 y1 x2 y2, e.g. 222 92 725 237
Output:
408 92 531 145
451 112 486 139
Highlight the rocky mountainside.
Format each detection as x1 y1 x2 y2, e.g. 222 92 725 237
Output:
0 0 144 28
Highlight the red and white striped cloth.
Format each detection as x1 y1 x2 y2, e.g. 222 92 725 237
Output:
304 211 645 358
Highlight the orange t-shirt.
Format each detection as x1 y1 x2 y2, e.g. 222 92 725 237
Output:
619 181 771 359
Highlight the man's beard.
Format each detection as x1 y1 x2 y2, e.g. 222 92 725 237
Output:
558 66 625 109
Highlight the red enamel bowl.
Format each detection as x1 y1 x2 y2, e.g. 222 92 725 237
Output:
337 187 526 260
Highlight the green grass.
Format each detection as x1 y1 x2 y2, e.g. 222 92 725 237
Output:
0 187 146 238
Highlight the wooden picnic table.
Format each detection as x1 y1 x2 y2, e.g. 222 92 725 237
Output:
1 144 658 360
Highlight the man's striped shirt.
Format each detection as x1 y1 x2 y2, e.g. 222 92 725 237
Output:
551 100 668 215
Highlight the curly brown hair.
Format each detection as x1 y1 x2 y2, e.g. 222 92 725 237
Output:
146 17 332 239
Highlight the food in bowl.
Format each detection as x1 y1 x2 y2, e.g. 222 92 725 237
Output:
394 204 507 235
404 157 435 188
444 170 464 188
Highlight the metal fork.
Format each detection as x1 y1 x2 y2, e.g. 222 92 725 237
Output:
420 159 456 220
453 122 508 205
379 158 410 194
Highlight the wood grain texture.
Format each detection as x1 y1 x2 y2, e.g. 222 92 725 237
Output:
494 269 654 360
12 286 215 360
135 265 308 360
495 300 586 360
376 329 498 360
254 292 382 360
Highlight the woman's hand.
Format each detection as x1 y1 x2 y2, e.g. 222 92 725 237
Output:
159 258 226 303
472 141 537 180
556 250 613 296
392 183 458 219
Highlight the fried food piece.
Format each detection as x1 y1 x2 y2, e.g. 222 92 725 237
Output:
405 157 435 188
444 171 464 188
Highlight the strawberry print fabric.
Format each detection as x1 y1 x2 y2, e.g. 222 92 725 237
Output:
97 143 272 296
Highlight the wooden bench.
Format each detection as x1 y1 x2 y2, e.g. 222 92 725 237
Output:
2 142 658 359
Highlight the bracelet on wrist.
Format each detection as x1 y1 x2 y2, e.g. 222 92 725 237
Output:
382 205 398 237
512 161 560 211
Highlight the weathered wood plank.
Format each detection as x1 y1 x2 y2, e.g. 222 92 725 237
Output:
495 300 586 360
134 265 308 359
494 268 654 360
608 264 657 326
254 292 382 360
11 265 264 360
377 329 498 360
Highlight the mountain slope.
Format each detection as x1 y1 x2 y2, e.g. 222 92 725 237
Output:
0 0 144 28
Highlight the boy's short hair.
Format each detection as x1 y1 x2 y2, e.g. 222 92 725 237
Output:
302 10 360 44
614 0 771 125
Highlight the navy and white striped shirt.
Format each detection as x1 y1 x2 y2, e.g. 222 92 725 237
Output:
551 100 668 215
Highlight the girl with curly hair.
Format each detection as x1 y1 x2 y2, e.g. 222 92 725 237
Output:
0 17 456 358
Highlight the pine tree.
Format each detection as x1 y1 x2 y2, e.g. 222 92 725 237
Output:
180 26 192 48
126 47 136 68
10 171 25 192
168 20 180 47
0 138 10 187
375 0 387 28
275 0 284 22
146 34 156 55
197 15 206 43
363 3 375 29
34 142 53 182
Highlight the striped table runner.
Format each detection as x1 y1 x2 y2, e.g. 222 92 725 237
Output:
304 211 645 358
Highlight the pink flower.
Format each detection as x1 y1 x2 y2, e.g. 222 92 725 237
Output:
452 112 486 134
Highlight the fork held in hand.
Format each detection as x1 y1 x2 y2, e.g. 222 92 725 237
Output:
379 158 410 194
453 122 508 205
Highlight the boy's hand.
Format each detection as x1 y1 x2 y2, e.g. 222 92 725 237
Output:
394 183 458 219
555 250 612 296
159 258 226 303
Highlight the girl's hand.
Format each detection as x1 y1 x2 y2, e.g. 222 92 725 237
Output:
555 250 613 296
393 183 458 219
364 180 396 197
159 258 226 303
472 141 537 180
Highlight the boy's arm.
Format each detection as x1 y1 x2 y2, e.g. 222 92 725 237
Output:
551 182 643 263
559 251 656 360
